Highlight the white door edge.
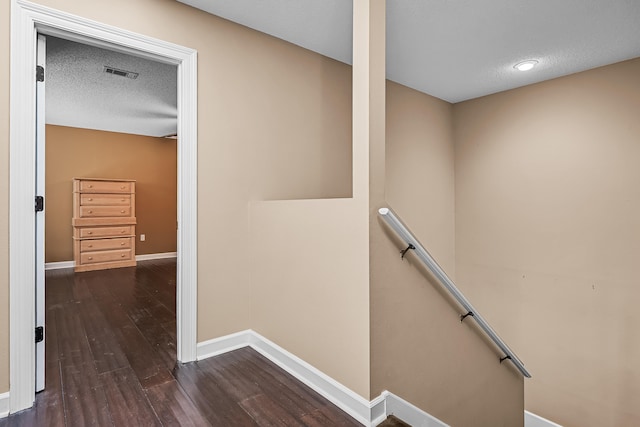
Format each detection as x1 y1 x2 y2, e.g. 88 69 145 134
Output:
34 33 46 393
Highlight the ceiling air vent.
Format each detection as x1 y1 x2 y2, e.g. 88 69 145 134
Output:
103 66 139 79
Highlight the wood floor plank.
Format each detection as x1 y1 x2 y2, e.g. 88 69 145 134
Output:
126 295 175 325
195 351 263 402
37 361 66 426
172 362 259 426
44 268 76 307
94 299 173 389
77 298 130 374
83 271 118 304
230 348 361 426
301 407 362 427
139 271 176 314
55 301 97 368
161 319 177 342
135 264 176 308
300 408 336 426
143 298 175 323
105 277 153 311
60 362 113 426
68 271 96 301
232 348 328 416
103 268 175 325
239 393 306 427
44 286 61 364
201 349 315 420
144 379 210 427
129 314 177 371
99 367 162 427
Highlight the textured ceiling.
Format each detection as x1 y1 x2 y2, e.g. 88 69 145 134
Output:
46 36 177 137
180 0 640 103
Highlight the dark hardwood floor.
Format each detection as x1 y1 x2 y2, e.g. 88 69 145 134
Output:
376 416 411 427
0 259 362 426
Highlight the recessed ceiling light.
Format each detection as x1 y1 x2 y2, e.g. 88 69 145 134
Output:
514 60 538 71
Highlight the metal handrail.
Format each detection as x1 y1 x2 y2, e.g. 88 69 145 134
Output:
378 207 531 378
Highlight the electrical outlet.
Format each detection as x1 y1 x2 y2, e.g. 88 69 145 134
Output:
140 234 146 242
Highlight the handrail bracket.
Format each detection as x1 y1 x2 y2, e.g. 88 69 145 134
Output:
500 355 512 364
400 244 415 260
460 311 474 322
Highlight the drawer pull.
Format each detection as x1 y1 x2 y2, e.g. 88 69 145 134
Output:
87 231 93 235
88 210 93 214
88 244 93 248
88 185 93 188
88 257 93 260
120 230 125 234
120 210 125 213
120 185 125 189
121 242 125 246
121 199 126 202
88 198 93 201
121 254 126 258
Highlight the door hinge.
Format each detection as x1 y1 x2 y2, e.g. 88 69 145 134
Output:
36 65 44 82
35 196 44 212
35 326 44 343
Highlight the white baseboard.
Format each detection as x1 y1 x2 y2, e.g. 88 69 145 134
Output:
369 392 388 426
197 330 448 427
0 392 9 418
44 252 177 271
196 330 252 360
44 261 74 271
136 252 177 261
383 392 449 427
248 331 373 425
525 411 563 427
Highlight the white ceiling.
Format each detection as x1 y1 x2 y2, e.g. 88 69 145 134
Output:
46 36 177 137
180 0 640 103
45 1 640 137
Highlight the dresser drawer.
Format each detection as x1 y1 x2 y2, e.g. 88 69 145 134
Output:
80 249 132 265
80 238 132 252
81 194 131 206
79 226 133 238
79 180 132 193
79 206 131 217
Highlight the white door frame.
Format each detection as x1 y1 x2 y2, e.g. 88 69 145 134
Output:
9 0 198 413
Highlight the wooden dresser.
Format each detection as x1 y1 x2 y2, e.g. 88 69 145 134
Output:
72 178 137 272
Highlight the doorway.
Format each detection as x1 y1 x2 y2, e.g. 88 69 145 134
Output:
38 33 180 391
9 2 198 413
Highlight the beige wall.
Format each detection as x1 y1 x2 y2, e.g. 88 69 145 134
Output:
385 81 456 273
370 81 524 426
0 0 9 394
46 125 177 262
454 58 640 427
2 0 352 396
249 199 370 398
